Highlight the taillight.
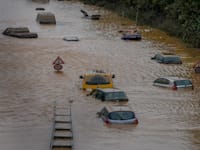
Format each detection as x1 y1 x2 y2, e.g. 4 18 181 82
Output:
172 85 177 90
134 119 139 124
104 119 110 124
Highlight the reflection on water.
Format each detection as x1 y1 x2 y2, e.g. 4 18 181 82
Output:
0 0 200 150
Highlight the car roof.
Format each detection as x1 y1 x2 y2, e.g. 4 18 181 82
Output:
160 77 190 81
163 55 180 58
155 53 180 58
96 88 124 93
83 70 112 76
105 105 133 112
85 70 105 74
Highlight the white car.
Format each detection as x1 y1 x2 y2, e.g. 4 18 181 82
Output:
97 105 138 124
153 77 193 90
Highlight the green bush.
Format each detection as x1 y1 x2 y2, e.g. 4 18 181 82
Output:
80 0 200 48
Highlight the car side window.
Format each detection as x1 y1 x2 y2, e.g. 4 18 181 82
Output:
154 78 170 84
96 91 103 99
154 78 163 84
161 78 170 84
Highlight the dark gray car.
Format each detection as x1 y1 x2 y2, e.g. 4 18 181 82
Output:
88 88 128 102
151 53 182 64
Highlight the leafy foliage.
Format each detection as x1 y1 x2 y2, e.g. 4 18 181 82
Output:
80 0 200 48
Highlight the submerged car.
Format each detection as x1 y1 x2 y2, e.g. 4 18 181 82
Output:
63 36 79 42
88 88 128 102
79 70 115 90
3 27 38 38
97 105 138 124
36 12 56 24
151 53 182 64
80 9 101 20
121 33 142 40
153 77 193 90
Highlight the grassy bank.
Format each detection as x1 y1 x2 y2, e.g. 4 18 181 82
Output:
80 0 200 48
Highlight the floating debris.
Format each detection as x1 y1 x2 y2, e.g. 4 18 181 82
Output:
63 36 79 42
3 27 38 38
35 7 45 11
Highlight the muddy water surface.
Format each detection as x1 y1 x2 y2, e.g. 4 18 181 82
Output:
0 0 200 150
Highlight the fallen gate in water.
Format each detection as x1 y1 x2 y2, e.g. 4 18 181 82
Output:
50 102 73 150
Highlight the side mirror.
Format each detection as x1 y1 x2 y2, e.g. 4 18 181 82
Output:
112 74 115 78
79 75 84 79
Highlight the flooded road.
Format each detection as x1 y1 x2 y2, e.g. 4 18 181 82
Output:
0 0 200 150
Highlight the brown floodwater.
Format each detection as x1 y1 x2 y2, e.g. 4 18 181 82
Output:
0 0 200 150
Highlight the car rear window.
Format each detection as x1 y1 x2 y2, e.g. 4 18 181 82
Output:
174 80 192 86
105 92 127 100
108 111 135 120
85 75 110 85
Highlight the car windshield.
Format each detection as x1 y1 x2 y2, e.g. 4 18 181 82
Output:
85 75 110 85
174 80 192 86
105 92 127 100
108 111 135 120
163 56 181 62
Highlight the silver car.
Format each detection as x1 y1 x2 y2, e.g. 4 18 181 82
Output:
97 105 138 124
153 77 193 90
